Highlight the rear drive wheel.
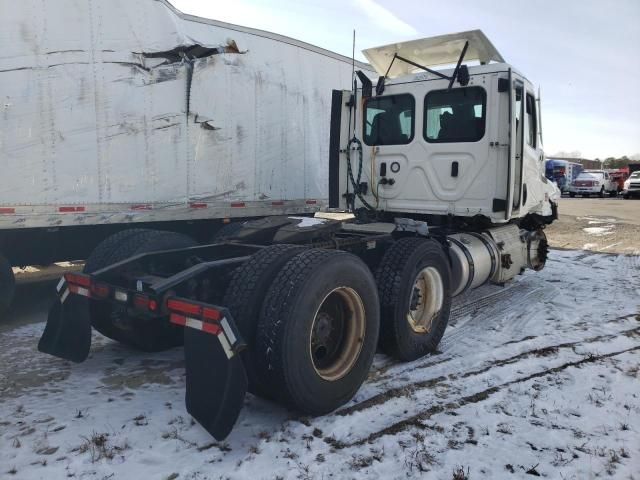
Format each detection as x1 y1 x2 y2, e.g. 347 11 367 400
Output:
569 192 576 198
223 244 307 395
88 230 197 351
255 249 379 414
375 238 452 361
0 253 15 318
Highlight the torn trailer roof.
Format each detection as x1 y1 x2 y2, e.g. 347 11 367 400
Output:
0 0 374 228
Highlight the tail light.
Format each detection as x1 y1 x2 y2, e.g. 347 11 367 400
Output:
134 294 158 312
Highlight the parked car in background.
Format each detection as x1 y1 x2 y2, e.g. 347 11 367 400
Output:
607 167 629 193
622 170 640 199
568 170 618 197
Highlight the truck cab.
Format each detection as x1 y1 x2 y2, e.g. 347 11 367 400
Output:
333 30 558 227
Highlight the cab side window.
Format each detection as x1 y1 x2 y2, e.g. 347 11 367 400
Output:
363 94 415 146
424 87 486 143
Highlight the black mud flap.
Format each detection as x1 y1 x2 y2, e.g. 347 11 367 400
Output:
38 294 91 363
183 326 248 440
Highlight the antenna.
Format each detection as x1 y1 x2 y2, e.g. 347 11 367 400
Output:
351 29 356 82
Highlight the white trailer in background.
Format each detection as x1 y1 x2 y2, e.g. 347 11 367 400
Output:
0 0 373 314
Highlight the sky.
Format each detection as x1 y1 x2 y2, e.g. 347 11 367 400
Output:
169 0 640 160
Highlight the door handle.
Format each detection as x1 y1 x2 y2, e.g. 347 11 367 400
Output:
451 161 459 177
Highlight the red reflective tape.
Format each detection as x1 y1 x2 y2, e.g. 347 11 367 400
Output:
0 207 15 214
130 204 152 210
271 201 284 206
170 313 187 327
190 202 207 209
306 200 317 205
65 272 91 287
167 298 202 316
230 202 245 208
202 322 221 335
59 206 85 212
202 307 221 321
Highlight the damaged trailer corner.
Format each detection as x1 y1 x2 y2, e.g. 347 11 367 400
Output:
0 0 374 314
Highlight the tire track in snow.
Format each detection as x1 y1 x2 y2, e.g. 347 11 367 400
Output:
338 344 640 448
365 280 555 387
336 325 640 418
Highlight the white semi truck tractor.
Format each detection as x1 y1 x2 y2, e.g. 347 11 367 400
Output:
38 28 558 440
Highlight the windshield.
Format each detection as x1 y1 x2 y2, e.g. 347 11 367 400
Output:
630 171 640 179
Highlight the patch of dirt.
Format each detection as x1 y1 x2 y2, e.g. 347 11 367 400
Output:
547 214 640 255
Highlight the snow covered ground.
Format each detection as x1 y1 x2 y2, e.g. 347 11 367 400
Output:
1 249 639 479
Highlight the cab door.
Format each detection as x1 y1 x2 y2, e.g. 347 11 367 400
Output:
509 77 525 218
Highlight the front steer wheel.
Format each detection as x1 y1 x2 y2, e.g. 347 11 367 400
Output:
255 249 380 415
376 237 452 361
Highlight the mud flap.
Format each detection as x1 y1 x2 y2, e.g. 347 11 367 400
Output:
183 327 248 440
38 294 92 363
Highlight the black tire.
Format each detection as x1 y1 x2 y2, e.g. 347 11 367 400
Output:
608 190 617 197
569 192 576 198
83 229 152 274
210 222 246 242
223 244 307 395
375 238 452 362
255 249 379 414
0 253 15 318
599 187 605 198
89 230 197 351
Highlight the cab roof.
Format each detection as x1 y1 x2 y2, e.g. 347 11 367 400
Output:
363 30 505 78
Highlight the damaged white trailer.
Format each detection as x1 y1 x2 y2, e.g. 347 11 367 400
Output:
0 0 373 314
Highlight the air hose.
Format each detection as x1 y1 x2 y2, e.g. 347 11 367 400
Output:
346 136 375 211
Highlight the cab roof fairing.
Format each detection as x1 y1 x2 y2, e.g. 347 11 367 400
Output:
362 30 505 79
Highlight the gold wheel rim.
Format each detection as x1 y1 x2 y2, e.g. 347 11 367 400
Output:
309 287 366 381
406 266 444 334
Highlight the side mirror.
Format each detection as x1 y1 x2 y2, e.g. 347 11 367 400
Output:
375 76 386 96
355 70 372 99
457 65 469 86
